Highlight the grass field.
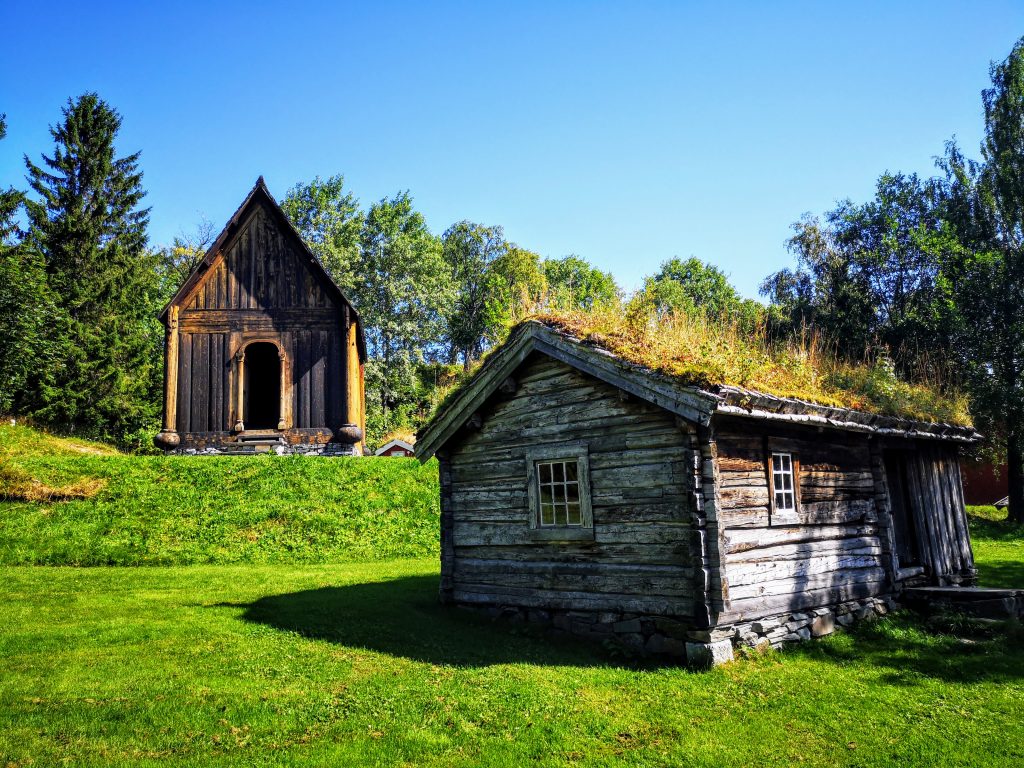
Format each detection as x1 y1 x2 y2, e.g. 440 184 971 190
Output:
1 424 1022 766
3 561 1023 768
0 423 440 565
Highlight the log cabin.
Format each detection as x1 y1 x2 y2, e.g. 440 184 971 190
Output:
154 178 366 455
415 319 979 664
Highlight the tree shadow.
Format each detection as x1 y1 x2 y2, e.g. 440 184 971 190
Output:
224 574 627 669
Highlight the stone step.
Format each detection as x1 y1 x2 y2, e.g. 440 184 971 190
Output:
903 586 1024 620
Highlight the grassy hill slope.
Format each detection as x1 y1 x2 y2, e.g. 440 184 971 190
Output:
0 423 440 565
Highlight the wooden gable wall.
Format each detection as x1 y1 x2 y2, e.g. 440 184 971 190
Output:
172 201 352 436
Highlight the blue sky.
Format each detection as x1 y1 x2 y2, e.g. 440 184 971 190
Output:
1 2 1022 298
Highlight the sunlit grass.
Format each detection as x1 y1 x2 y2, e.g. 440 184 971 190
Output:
530 308 972 425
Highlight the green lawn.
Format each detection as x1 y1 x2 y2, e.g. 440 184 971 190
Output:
1 425 1022 766
2 560 1023 768
0 423 440 565
966 505 1024 588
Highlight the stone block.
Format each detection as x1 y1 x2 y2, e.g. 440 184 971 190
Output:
686 639 734 667
614 618 642 634
552 614 572 632
654 617 689 640
811 614 835 637
752 619 781 634
836 613 855 627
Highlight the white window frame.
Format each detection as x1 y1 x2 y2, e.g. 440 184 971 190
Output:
768 449 801 525
526 443 594 541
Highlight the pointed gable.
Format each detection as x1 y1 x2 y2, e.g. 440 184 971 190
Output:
160 178 363 350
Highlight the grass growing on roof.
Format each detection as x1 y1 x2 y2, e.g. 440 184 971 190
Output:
532 308 972 425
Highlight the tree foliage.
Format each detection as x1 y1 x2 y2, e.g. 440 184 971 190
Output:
357 192 452 439
280 175 363 293
20 94 162 448
938 38 1024 521
542 255 619 311
762 174 952 376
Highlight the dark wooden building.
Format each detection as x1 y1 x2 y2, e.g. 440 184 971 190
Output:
416 320 979 664
154 178 366 455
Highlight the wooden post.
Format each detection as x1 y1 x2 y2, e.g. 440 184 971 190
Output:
277 345 287 431
155 306 181 448
233 347 246 432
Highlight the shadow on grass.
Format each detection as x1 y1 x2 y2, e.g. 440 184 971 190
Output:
786 611 1024 685
228 574 622 669
228 576 1024 678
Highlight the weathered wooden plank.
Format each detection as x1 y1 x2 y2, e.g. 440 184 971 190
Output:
451 585 693 616
191 334 209 433
718 578 887 623
726 553 883 588
797 499 876 525
177 333 192 433
311 331 326 427
723 523 880 554
727 566 887 601
725 535 883 564
718 506 770 528
210 332 223 432
455 543 690 565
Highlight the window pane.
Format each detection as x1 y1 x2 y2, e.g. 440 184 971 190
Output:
540 485 553 506
552 462 564 482
541 503 555 526
564 461 578 481
566 502 582 525
539 463 551 483
564 481 579 503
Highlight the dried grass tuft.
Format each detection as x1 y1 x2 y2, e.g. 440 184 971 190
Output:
0 460 106 503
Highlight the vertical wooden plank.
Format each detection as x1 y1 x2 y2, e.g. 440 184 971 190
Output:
215 261 225 310
327 328 341 427
299 330 311 428
210 332 223 432
950 456 975 569
178 334 192 433
190 334 209 433
904 452 935 573
248 216 257 309
311 330 326 427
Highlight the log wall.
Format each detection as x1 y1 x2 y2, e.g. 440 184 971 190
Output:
713 419 889 622
444 353 698 620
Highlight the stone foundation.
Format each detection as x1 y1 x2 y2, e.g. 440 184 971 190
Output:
174 441 362 456
462 594 899 666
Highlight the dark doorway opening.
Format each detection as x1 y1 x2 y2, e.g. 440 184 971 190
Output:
884 451 922 569
244 342 281 430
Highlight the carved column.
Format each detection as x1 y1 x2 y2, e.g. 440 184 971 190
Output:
154 306 181 449
277 346 287 431
233 347 246 432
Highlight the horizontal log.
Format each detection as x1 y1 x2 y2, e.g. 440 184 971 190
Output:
718 506 770 528
725 535 883 564
723 523 880 553
455 543 691 566
451 585 694 617
452 520 691 547
727 566 887 601
716 578 889 623
725 553 883 588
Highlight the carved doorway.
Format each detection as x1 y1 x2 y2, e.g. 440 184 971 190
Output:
243 342 282 430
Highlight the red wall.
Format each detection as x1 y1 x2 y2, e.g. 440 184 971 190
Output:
960 460 1007 506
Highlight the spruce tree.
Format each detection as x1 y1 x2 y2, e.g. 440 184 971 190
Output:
23 94 162 447
0 115 56 415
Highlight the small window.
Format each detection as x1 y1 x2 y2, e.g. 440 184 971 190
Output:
771 451 796 513
536 459 583 526
526 445 594 540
